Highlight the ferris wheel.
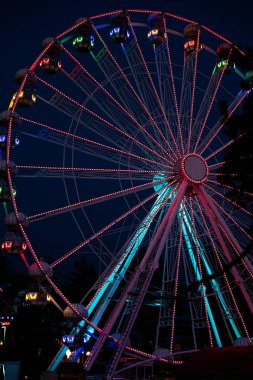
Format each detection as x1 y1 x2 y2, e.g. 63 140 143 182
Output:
1 8 253 379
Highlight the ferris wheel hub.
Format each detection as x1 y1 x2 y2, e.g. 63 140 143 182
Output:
181 154 208 184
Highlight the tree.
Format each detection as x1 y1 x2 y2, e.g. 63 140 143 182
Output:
0 253 12 285
62 255 98 302
218 48 253 198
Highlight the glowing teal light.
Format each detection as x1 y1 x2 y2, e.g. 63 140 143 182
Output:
153 173 168 193
49 187 170 370
181 220 222 347
50 179 242 371
182 209 241 341
86 187 170 321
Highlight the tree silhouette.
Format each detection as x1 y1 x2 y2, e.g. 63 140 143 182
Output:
62 255 98 303
218 48 253 198
0 254 12 285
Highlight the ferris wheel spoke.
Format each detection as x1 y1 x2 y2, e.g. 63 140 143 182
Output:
208 172 231 177
68 67 175 166
191 47 234 153
205 186 253 244
188 198 214 346
153 44 172 146
196 186 253 315
20 128 147 171
89 44 156 139
208 161 228 170
16 165 159 181
162 16 184 153
169 198 185 352
192 68 227 152
181 244 199 348
49 181 175 270
205 216 253 303
186 29 201 154
203 183 253 218
55 74 167 168
27 175 172 222
122 41 168 153
20 116 172 171
179 28 200 153
33 95 150 170
204 134 242 161
179 59 194 152
89 21 178 161
191 198 235 343
125 14 180 157
195 196 251 341
84 180 187 373
59 67 159 163
35 74 172 166
60 66 174 167
154 223 179 351
207 178 253 199
149 210 173 349
203 183 252 239
203 198 253 284
183 200 224 347
17 171 154 182
82 185 174 343
70 216 114 270
201 182 253 274
60 46 173 163
36 92 133 154
198 90 248 155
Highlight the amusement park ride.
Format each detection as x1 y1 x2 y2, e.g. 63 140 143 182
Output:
0 8 252 380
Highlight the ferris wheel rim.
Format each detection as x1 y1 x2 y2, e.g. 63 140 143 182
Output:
3 7 253 374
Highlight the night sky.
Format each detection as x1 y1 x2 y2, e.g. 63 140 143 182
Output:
1 0 253 109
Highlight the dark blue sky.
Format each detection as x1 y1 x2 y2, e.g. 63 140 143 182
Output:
1 0 253 109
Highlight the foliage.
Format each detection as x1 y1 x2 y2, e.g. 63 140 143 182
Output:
0 255 97 378
218 87 253 199
62 255 98 303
